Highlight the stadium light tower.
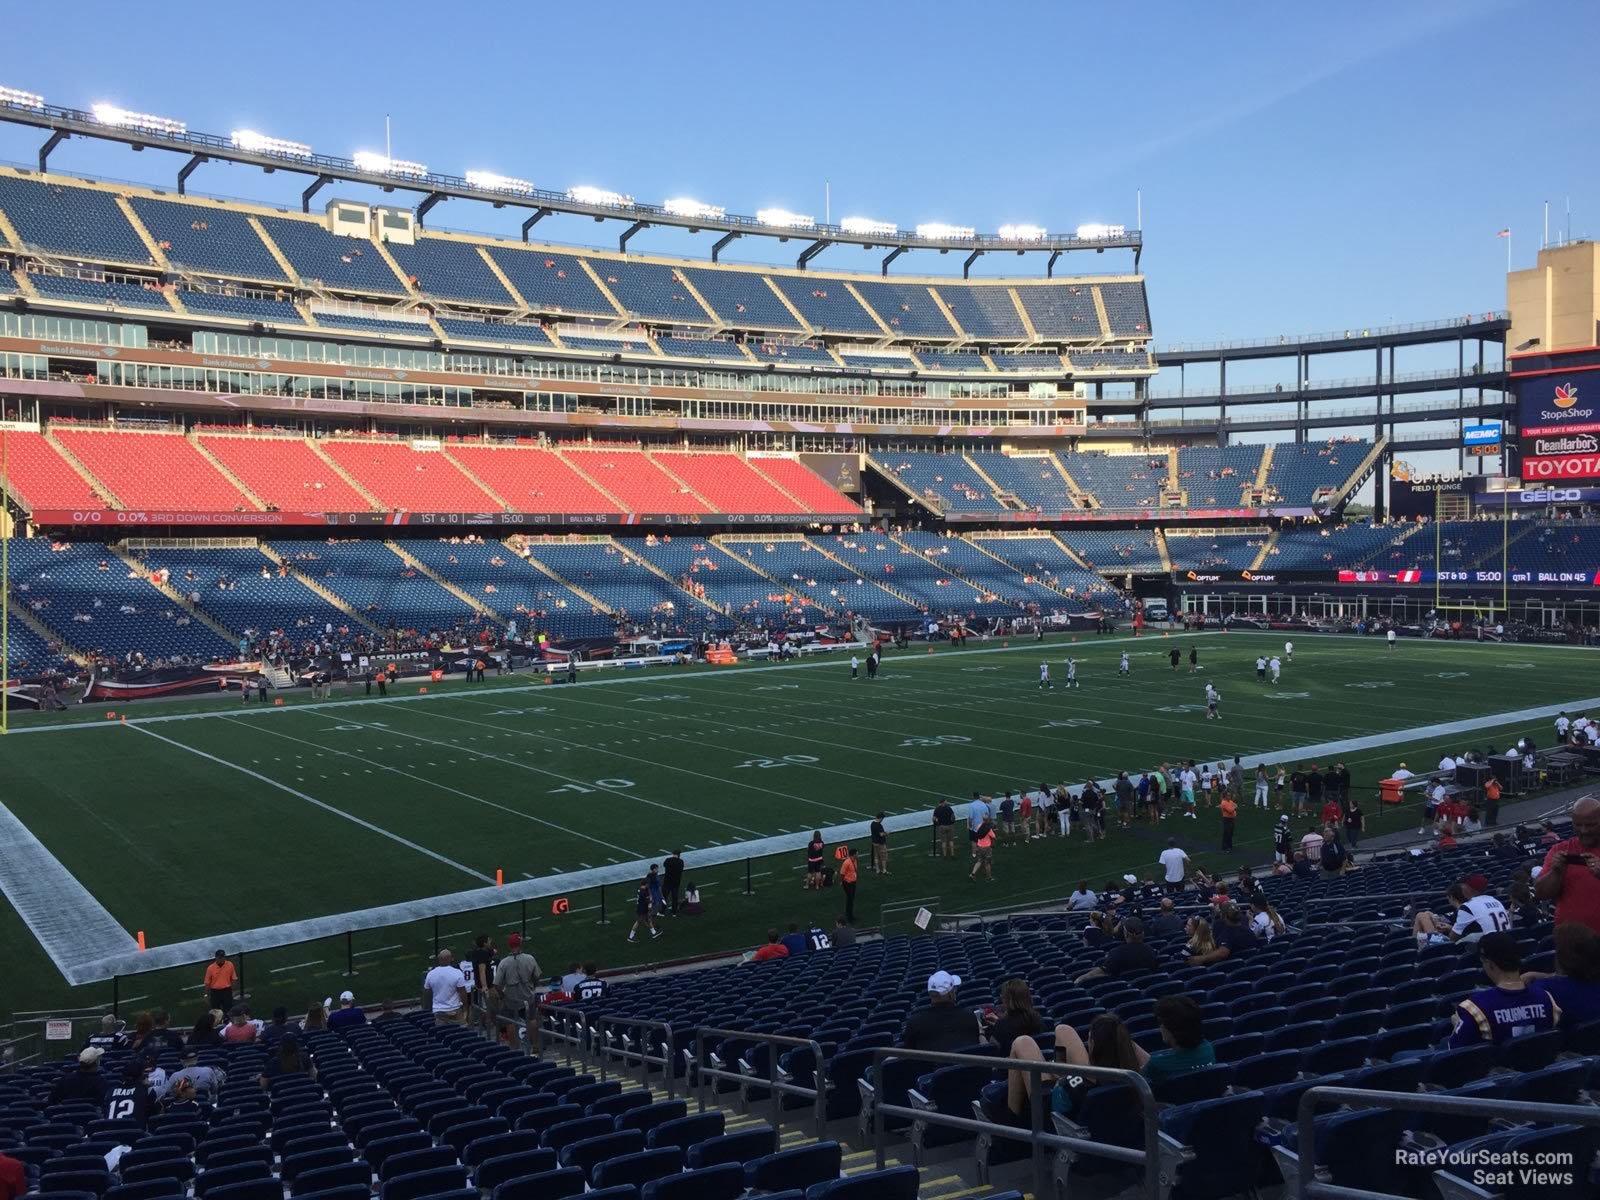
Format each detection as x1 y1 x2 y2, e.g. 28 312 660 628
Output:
0 86 44 109
465 170 535 196
91 102 186 136
231 130 313 159
663 197 726 221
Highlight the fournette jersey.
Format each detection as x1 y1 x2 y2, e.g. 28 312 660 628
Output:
1448 984 1558 1046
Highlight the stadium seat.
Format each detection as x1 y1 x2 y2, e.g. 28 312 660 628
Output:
684 1126 777 1170
645 1112 723 1154
489 1169 586 1200
745 1142 842 1193
1159 1090 1268 1200
589 1147 683 1192
804 1164 919 1200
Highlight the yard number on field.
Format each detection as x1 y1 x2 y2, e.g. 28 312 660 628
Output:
548 778 636 794
898 734 973 747
735 754 820 769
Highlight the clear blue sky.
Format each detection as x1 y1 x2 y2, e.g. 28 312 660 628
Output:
0 0 1593 348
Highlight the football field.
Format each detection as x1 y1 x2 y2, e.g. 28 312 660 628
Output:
0 630 1594 1021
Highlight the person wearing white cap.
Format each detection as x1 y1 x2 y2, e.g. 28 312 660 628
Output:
326 990 367 1031
49 1046 112 1107
900 971 978 1051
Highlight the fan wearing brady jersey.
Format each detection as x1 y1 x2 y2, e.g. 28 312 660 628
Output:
1447 933 1559 1048
105 1062 162 1128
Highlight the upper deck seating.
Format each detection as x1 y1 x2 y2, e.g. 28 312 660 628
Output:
749 458 859 513
127 196 287 282
851 281 957 338
387 238 514 306
593 261 712 324
257 217 407 296
52 429 253 510
483 248 617 318
0 175 153 264
874 452 1002 512
317 441 500 512
443 444 618 513
561 450 709 514
0 429 111 510
196 435 376 512
677 268 802 331
965 453 1079 511
648 454 804 514
933 284 1026 339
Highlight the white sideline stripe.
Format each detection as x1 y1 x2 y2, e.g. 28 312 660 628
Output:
128 724 494 885
269 960 324 974
0 793 138 985
61 692 1600 986
5 630 1224 736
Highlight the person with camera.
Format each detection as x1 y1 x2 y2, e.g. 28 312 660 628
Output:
1536 797 1600 935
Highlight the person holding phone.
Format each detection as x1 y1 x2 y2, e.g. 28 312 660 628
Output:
1535 796 1600 935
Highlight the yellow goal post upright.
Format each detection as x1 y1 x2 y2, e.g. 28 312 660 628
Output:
1432 481 1509 623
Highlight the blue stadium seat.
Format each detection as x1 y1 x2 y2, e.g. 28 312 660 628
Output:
1159 1090 1267 1200
805 1164 919 1200
684 1126 777 1170
490 1169 585 1200
640 1161 744 1200
589 1147 683 1192
644 1112 723 1154
746 1142 841 1193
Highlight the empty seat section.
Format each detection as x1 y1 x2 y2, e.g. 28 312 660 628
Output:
1163 532 1264 571
0 175 152 263
838 351 914 371
179 290 305 324
0 614 71 674
969 535 1124 611
893 531 1064 611
561 450 709 514
267 540 475 632
1063 529 1166 571
1175 446 1261 506
386 238 513 306
392 539 613 639
749 459 859 513
1099 280 1151 335
0 429 111 510
1013 282 1100 338
312 313 432 338
1061 451 1165 509
127 197 287 281
851 281 956 338
4 538 234 660
1269 524 1406 570
933 284 1026 339
822 533 1000 615
483 249 616 318
649 455 803 514
590 261 711 324
1389 520 1517 572
1264 440 1368 503
765 275 879 335
677 268 801 332
257 216 407 296
655 337 748 362
436 318 552 348
717 539 917 622
913 350 990 373
443 445 616 513
520 542 727 634
128 546 353 638
1508 523 1600 573
53 429 254 510
30 274 170 309
965 452 1079 510
745 341 835 366
318 442 500 512
873 451 1002 512
197 436 375 512
1069 347 1152 372
619 538 827 627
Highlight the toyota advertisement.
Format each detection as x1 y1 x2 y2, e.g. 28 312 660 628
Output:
1518 367 1600 480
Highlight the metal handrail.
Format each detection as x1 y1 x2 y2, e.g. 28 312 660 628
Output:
868 1046 1162 1200
1155 313 1509 355
692 1026 826 1139
532 1002 587 1065
1292 1084 1600 1200
593 1014 675 1100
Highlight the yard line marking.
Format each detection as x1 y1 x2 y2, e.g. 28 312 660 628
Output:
128 724 493 884
269 960 324 974
223 717 640 859
354 944 403 958
0 791 139 985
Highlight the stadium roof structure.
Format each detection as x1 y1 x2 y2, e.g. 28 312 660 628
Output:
0 95 1140 275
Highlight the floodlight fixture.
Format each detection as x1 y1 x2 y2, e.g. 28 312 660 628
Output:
999 223 1048 241
567 185 634 208
231 129 313 158
92 102 186 136
840 216 898 237
757 207 815 230
353 151 429 178
915 222 976 240
0 86 44 109
465 170 535 195
663 197 726 220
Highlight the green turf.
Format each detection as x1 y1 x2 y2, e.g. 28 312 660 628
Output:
1 631 1594 1026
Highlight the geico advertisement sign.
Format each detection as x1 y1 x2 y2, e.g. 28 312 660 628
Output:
1521 454 1600 480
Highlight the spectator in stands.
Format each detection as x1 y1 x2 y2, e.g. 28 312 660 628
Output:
49 1047 112 1106
303 1003 327 1032
1143 996 1216 1086
221 1004 257 1044
162 1049 225 1101
260 1036 315 1088
1158 839 1189 893
902 971 977 1052
831 913 857 947
1523 923 1600 1025
1067 880 1097 911
1249 896 1287 942
988 1014 1143 1128
108 1059 162 1129
326 991 367 1031
1446 932 1558 1047
983 979 1044 1055
258 1006 298 1050
424 949 469 1023
493 932 540 1023
751 930 789 962
204 948 236 1015
1536 797 1600 934
84 1013 125 1053
1189 902 1256 965
1076 916 1160 983
780 923 808 956
1147 898 1186 938
189 1010 221 1046
0 1152 25 1200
